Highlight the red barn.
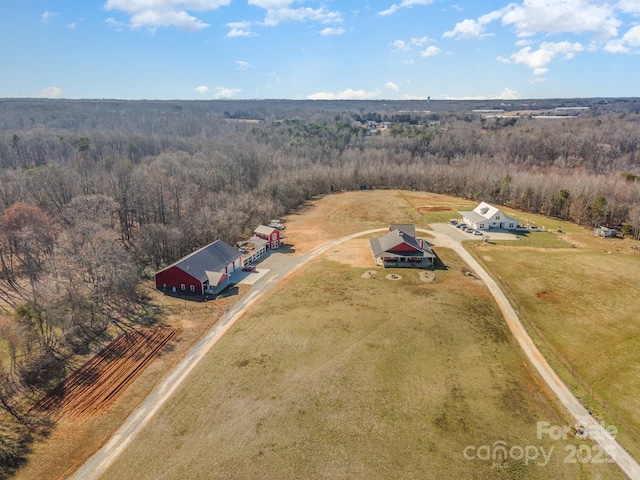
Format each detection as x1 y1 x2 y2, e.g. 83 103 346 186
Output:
154 240 242 295
369 228 435 268
254 225 283 249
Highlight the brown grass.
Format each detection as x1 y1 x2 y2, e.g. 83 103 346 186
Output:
15 189 637 479
101 255 623 479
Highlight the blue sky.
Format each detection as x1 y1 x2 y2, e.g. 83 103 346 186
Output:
1 1 639 100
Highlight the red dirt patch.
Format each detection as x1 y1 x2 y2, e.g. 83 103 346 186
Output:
415 206 453 212
33 328 180 419
537 290 558 302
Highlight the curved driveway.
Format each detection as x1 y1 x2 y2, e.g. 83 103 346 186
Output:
422 226 640 480
71 226 640 480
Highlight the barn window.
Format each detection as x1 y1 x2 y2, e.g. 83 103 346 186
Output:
181 284 186 291
190 285 195 292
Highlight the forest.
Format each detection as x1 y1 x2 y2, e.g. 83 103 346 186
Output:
0 97 639 476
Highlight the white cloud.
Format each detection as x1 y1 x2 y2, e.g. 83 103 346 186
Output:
195 86 209 94
105 17 125 31
39 86 64 99
41 11 59 24
618 0 640 15
443 19 485 39
605 24 640 53
499 88 518 99
392 40 410 51
262 7 342 26
501 0 620 40
226 21 256 37
232 1 342 33
67 23 77 29
378 0 434 17
386 82 400 91
104 0 231 31
443 5 511 39
320 27 346 35
622 25 640 46
507 41 584 74
420 45 441 57
249 0 294 7
307 88 381 100
212 86 241 99
236 60 251 70
411 36 430 46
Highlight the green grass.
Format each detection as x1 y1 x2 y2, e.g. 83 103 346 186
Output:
469 231 573 248
101 257 623 480
474 245 640 460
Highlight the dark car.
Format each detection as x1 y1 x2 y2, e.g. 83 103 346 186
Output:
242 265 256 272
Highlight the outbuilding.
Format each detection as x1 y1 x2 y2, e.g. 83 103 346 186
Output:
154 240 242 295
254 225 283 249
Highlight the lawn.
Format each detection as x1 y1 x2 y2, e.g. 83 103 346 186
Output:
471 244 640 460
101 255 623 480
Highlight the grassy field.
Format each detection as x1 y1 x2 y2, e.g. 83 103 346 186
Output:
101 252 622 479
14 189 638 480
471 245 640 456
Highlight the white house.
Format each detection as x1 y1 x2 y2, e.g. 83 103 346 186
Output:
459 202 519 231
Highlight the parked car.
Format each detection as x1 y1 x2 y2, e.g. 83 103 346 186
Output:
242 265 256 272
473 230 483 236
456 223 467 229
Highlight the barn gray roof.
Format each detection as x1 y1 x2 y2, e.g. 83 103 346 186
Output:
157 240 241 283
459 210 487 224
255 225 278 236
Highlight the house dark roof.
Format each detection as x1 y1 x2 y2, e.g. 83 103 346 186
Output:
156 240 241 283
389 224 416 237
370 229 435 259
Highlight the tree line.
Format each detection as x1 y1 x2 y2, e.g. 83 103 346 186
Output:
0 98 639 475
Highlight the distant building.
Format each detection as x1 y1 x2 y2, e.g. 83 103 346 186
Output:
459 202 519 231
369 226 435 268
154 240 242 295
594 226 615 238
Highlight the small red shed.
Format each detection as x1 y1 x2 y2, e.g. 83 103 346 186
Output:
254 225 283 249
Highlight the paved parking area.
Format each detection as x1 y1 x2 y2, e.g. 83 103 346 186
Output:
429 223 521 241
231 268 270 285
